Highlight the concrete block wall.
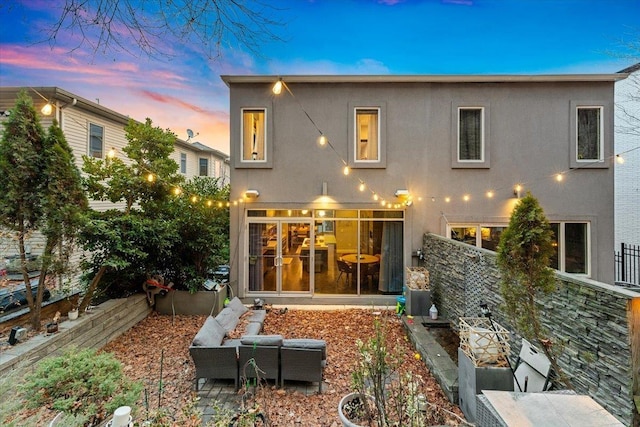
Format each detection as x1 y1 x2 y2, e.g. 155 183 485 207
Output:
421 233 640 426
0 294 151 376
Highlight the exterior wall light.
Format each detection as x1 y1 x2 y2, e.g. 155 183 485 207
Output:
245 189 260 198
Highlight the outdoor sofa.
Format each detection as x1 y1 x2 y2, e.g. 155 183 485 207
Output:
189 297 327 392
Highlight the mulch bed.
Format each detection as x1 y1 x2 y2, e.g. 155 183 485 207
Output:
101 308 465 426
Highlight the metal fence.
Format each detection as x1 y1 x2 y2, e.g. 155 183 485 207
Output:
614 243 640 286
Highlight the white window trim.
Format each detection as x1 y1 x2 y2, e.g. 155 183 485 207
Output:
199 157 209 176
88 122 105 159
240 107 268 164
180 152 187 174
457 107 485 163
575 105 604 163
347 101 387 168
354 107 381 164
450 101 491 169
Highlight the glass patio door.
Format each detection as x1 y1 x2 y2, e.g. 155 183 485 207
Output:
247 220 311 294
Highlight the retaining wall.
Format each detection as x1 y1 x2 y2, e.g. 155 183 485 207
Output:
421 233 640 426
0 294 150 376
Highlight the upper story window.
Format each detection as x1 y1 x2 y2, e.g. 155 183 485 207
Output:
355 108 380 162
199 158 208 176
451 101 490 168
569 101 609 169
458 107 484 162
576 106 603 162
242 109 266 162
89 123 104 158
180 153 187 174
348 102 386 168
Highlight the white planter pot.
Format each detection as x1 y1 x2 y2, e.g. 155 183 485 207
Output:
68 309 79 320
338 392 374 427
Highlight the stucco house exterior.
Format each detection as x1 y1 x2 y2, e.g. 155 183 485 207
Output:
222 73 627 304
0 86 229 258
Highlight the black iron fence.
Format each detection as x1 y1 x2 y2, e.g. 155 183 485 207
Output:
614 243 640 286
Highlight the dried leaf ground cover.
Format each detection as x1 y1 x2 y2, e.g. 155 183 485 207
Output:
104 308 464 425
1 308 465 426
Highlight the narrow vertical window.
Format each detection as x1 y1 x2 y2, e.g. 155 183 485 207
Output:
458 108 483 161
89 123 104 158
355 108 379 161
576 107 602 161
180 153 187 174
199 158 208 176
242 109 266 161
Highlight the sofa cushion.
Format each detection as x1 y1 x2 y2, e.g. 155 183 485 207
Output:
241 334 284 346
216 306 240 333
226 297 249 317
247 309 266 324
244 321 262 336
282 338 327 359
192 316 226 347
223 338 242 348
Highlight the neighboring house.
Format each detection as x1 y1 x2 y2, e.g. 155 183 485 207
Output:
615 63 640 250
222 73 626 304
0 86 229 258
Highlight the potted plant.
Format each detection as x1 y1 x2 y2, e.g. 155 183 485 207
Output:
338 316 428 427
59 278 81 320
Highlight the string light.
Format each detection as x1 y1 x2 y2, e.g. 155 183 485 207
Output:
271 77 639 208
107 147 116 159
147 173 155 183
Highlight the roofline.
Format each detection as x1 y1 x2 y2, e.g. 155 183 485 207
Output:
618 62 640 74
1 86 229 156
221 73 628 86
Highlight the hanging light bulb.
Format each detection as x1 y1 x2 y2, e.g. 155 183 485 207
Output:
343 165 350 175
359 182 366 192
318 135 327 146
445 197 451 203
616 154 625 164
373 193 379 201
191 195 198 203
207 200 213 207
173 187 182 196
555 173 563 182
380 199 386 206
486 190 494 198
107 147 116 159
218 201 223 208
147 173 155 183
463 194 470 202
272 80 283 95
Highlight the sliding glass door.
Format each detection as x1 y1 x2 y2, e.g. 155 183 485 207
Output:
247 220 311 294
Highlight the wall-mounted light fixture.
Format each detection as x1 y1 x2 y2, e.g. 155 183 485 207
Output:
394 189 410 198
245 189 260 199
513 184 523 199
321 181 328 196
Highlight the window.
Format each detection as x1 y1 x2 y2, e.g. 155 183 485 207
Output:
449 222 589 275
449 225 505 251
458 108 483 161
355 108 379 162
89 123 104 158
180 153 187 174
199 158 208 176
576 106 602 162
451 102 490 168
242 109 266 162
550 222 589 275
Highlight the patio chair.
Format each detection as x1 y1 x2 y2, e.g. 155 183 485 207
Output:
239 343 281 384
280 347 324 393
336 259 354 285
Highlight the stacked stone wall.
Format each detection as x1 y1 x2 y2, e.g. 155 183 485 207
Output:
421 233 639 426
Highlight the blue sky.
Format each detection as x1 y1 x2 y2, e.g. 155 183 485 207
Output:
1 0 638 153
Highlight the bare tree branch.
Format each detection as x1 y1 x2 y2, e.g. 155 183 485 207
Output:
35 0 285 60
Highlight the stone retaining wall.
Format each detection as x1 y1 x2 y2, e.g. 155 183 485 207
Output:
0 294 150 376
421 233 640 426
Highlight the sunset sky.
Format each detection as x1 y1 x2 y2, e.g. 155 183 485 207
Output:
1 0 638 154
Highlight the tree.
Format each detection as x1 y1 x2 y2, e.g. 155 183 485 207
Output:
0 89 87 330
19 0 284 60
79 118 230 307
78 118 184 309
496 192 571 388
